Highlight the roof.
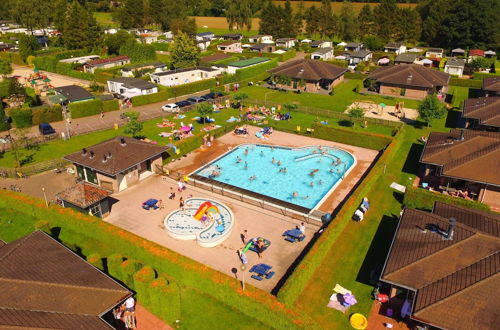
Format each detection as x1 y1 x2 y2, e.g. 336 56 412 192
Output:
276 38 296 42
201 53 231 63
345 42 362 48
381 203 500 330
463 97 500 127
385 42 404 49
469 49 485 57
56 182 111 208
484 76 500 92
250 43 274 50
348 50 372 58
228 57 270 68
218 41 240 46
394 53 418 63
197 32 214 36
368 64 450 88
426 48 443 53
64 136 167 176
151 66 219 77
48 94 68 104
312 47 333 55
445 58 466 67
311 40 330 46
54 85 94 102
0 231 131 329
420 129 500 186
121 61 166 72
86 55 130 67
452 48 465 53
485 50 496 55
108 77 157 90
268 59 347 82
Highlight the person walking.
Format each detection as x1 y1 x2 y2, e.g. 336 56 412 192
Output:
179 197 185 212
240 230 248 244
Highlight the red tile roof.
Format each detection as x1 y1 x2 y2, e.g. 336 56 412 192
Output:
469 49 485 57
86 55 130 66
56 182 111 208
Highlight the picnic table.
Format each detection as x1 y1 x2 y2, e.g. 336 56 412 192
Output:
283 229 305 242
142 199 159 210
249 263 275 281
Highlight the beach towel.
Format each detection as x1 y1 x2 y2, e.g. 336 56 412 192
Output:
390 182 406 193
333 284 352 295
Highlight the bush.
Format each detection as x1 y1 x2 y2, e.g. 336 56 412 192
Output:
31 105 63 125
449 78 483 88
0 103 10 132
33 56 95 81
403 186 490 212
107 254 124 280
34 220 51 234
102 99 119 112
10 108 33 128
0 52 25 65
149 277 181 323
120 259 143 289
312 123 392 150
133 266 156 308
69 99 102 118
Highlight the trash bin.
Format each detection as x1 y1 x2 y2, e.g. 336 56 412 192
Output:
321 213 332 224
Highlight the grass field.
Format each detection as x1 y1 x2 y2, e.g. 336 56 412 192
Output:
94 12 119 28
448 86 469 109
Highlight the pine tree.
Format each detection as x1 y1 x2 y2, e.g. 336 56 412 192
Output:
305 5 321 37
63 1 101 50
283 0 297 38
294 0 306 36
19 35 41 62
318 0 337 38
395 8 422 43
373 0 398 41
357 4 374 39
118 0 145 29
170 32 200 69
339 1 357 42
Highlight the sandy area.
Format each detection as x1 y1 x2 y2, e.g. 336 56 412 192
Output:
346 101 419 123
11 64 90 88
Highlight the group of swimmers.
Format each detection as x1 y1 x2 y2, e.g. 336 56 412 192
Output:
210 165 222 178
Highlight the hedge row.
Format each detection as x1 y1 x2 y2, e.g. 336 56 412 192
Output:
344 72 368 80
472 72 500 80
10 105 63 128
449 78 483 88
69 99 119 119
403 186 490 212
33 56 95 81
0 52 24 65
0 190 316 328
222 58 279 84
311 123 393 150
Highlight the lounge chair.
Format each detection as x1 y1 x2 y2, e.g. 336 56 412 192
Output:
251 274 264 281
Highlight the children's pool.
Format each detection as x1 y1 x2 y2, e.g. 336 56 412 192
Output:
194 144 356 210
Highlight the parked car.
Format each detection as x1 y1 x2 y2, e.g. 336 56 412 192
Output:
38 123 56 135
175 100 193 108
162 103 180 112
201 92 224 100
187 96 206 104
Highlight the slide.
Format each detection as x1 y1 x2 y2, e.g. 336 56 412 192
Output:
242 241 253 253
193 201 220 220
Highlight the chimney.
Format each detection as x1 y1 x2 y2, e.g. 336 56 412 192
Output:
108 151 112 158
407 73 413 81
459 129 465 141
82 148 87 156
120 138 127 146
445 217 456 240
89 151 95 159
102 154 108 163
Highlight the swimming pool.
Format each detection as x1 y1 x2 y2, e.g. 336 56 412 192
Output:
194 144 356 210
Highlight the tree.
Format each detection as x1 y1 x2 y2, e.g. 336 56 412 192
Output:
318 0 337 38
373 0 398 41
0 58 12 76
123 111 143 137
0 103 10 132
19 34 41 62
11 0 52 33
196 103 214 126
395 8 422 42
347 107 365 127
116 0 145 29
225 0 253 31
63 1 101 50
304 5 321 36
119 39 156 62
51 0 69 32
8 78 26 98
104 30 134 55
170 17 197 36
357 4 374 38
418 94 446 126
362 35 384 51
170 32 200 69
470 57 490 72
338 1 357 42
233 92 248 102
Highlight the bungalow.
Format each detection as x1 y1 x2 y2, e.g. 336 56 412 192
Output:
344 42 363 52
419 129 500 207
425 47 444 58
483 77 500 96
65 136 167 192
248 35 273 43
368 64 450 99
310 40 333 48
462 96 500 130
469 49 485 59
107 77 158 98
0 42 17 51
444 58 466 77
139 33 158 44
0 231 132 329
217 41 242 53
83 55 131 73
346 50 373 65
196 31 215 41
275 38 296 48
121 61 166 77
220 33 243 41
384 42 406 55
268 59 347 93
59 55 100 64
451 48 466 57
150 66 223 87
379 202 500 330
249 43 275 53
54 85 95 103
311 47 334 61
197 39 211 51
56 182 111 218
226 57 271 74
485 50 496 59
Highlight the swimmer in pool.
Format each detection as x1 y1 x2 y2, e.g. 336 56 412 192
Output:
272 157 275 164
236 156 242 164
277 160 281 166
292 192 298 198
309 169 319 177
249 175 257 181
310 181 314 187
336 158 342 165
244 161 248 169
244 149 248 155
260 150 264 157
319 179 323 185
283 167 287 174
303 195 310 200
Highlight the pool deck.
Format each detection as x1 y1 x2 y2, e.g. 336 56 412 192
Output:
168 125 379 214
104 174 317 292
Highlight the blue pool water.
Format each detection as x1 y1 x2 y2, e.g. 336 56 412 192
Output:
195 145 355 209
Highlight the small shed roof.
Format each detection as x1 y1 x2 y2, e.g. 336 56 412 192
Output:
228 57 270 68
57 182 111 208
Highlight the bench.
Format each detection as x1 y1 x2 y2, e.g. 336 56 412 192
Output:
266 271 275 279
306 128 315 134
251 274 264 281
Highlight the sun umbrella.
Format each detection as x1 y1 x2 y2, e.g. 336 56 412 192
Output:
181 126 191 132
379 103 386 108
378 58 390 64
31 79 37 85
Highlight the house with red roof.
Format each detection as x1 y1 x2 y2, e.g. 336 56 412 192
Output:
83 55 131 73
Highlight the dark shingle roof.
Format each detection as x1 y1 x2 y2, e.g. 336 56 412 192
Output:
385 42 404 49
0 231 131 329
312 47 333 55
381 204 500 330
345 42 362 48
121 61 166 72
484 77 500 92
64 136 166 176
394 53 418 63
463 97 500 127
348 50 372 58
56 182 111 208
268 59 346 82
368 64 450 88
54 85 94 102
445 58 466 67
420 129 500 185
108 77 157 90
426 48 443 53
86 55 130 66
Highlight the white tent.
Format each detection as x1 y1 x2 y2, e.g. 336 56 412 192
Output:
335 55 347 60
301 39 312 43
337 42 347 46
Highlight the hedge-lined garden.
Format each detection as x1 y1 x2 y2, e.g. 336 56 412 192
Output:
9 105 63 128
311 123 394 150
403 186 490 212
69 99 119 118
33 56 95 81
222 58 279 84
449 78 483 88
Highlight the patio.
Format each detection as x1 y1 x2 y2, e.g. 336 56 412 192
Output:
104 175 317 292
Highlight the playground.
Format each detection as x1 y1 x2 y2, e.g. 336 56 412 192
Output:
11 64 90 89
346 101 419 123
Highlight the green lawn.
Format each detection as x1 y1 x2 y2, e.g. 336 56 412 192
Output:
196 27 259 37
448 86 469 109
93 12 119 28
238 80 421 112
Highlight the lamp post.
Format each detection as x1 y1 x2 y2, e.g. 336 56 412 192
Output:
42 187 48 207
240 264 247 291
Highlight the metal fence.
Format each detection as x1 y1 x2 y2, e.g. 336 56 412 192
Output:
0 158 69 178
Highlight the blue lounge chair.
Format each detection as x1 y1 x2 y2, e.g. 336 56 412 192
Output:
266 271 275 279
251 274 264 281
285 237 296 243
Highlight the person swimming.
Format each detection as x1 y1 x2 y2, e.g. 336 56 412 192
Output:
272 157 275 164
318 179 323 185
303 195 310 200
277 160 282 166
244 148 249 155
310 181 314 187
283 167 287 174
244 161 248 169
236 156 242 164
260 150 264 157
292 191 298 198
309 169 319 177
249 175 257 181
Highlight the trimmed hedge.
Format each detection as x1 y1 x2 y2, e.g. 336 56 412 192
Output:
149 277 181 323
449 78 483 88
0 52 24 65
87 253 104 270
311 123 393 150
345 72 368 80
403 186 490 212
10 108 33 128
69 98 119 118
102 99 119 112
131 90 171 106
222 58 279 84
33 56 95 81
472 72 500 80
31 105 63 125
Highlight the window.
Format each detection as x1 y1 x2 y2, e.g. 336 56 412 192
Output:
76 165 84 179
84 167 98 185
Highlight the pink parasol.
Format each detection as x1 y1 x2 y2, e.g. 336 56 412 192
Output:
181 126 191 132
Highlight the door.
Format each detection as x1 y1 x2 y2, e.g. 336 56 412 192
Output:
117 173 128 192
